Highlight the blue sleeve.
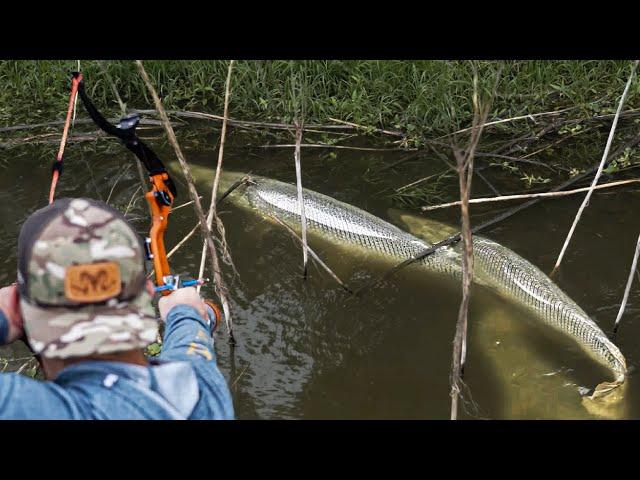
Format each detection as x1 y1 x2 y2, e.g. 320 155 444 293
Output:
158 304 235 419
0 373 84 419
0 309 9 345
158 305 217 364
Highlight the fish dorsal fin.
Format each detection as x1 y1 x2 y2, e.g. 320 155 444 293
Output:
387 208 458 244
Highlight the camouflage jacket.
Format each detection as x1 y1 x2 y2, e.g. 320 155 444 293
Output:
0 305 234 419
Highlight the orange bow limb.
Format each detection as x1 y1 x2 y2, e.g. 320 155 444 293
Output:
145 172 174 295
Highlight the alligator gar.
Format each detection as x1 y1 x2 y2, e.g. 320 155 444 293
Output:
214 170 626 398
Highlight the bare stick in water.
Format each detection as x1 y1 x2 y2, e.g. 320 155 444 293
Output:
294 123 309 278
136 60 235 343
613 232 640 335
451 64 501 420
198 60 236 293
266 213 353 293
552 60 639 276
422 179 640 211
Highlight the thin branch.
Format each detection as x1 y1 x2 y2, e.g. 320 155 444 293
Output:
106 164 132 204
259 143 415 152
167 224 200 259
450 64 501 420
435 106 575 140
123 185 142 217
395 169 451 193
473 152 559 171
613 232 640 335
98 61 127 113
422 178 640 211
293 123 309 278
135 60 235 343
266 213 353 293
16 357 38 376
552 60 639 275
0 117 169 133
1 128 164 150
519 126 594 160
198 60 236 296
475 169 501 197
131 108 354 132
377 151 421 173
170 195 203 213
327 117 405 137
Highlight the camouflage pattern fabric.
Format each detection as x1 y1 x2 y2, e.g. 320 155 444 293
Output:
18 198 158 359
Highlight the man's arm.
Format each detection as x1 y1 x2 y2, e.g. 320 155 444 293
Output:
156 287 234 419
0 285 23 345
157 287 217 363
0 286 81 419
159 304 218 363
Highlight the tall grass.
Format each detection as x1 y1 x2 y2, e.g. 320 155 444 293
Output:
1 61 638 139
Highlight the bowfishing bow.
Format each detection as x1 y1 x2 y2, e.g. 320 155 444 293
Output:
71 72 223 332
49 72 83 204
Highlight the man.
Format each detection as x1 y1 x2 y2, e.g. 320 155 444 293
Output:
0 197 234 419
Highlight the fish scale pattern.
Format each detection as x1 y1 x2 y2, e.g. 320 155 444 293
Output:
232 174 626 390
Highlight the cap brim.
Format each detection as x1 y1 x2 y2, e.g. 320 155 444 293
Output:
20 290 159 359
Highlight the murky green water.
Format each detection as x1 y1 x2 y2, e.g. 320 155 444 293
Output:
1 129 639 419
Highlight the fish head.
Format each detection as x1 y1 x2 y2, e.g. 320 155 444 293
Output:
166 162 252 202
387 208 458 244
217 170 254 198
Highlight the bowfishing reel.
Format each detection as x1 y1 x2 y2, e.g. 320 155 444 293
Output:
153 273 223 334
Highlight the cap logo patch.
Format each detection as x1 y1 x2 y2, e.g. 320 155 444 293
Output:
64 261 122 303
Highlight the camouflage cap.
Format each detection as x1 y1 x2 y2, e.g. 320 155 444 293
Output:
17 198 158 359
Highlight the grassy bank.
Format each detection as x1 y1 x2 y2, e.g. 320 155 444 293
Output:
2 60 639 139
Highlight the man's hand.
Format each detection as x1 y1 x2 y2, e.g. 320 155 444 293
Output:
0 284 24 343
158 287 207 322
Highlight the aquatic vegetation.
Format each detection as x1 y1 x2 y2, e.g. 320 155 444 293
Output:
2 60 638 140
